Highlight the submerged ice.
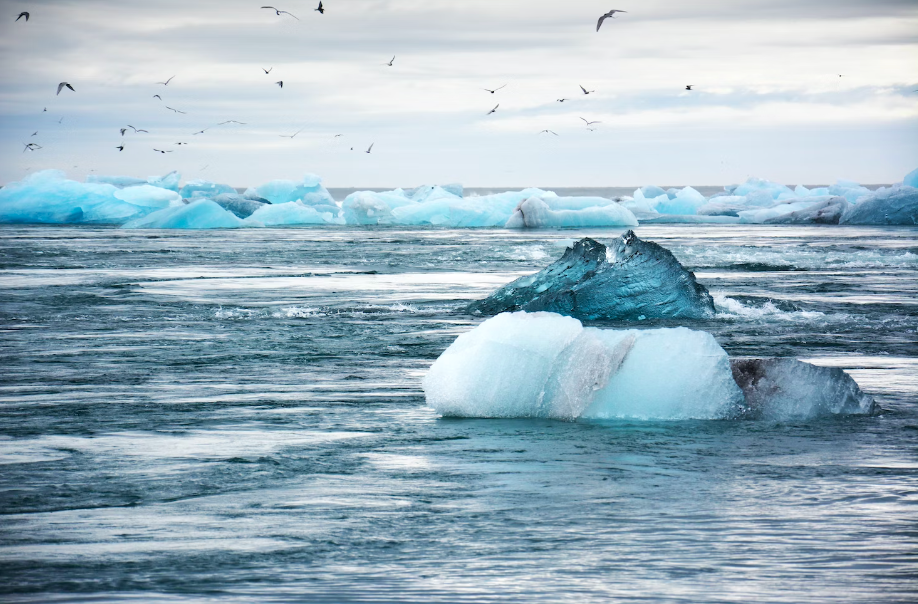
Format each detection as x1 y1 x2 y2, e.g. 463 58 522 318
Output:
424 312 877 422
469 232 714 320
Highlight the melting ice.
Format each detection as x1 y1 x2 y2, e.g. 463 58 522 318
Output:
1 167 915 228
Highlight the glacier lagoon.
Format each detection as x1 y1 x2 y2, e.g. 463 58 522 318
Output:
0 222 916 603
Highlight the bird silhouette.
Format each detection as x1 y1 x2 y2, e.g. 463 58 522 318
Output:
580 85 595 95
116 145 124 152
56 82 75 95
127 125 148 133
366 143 374 154
386 56 395 67
483 84 507 94
165 106 187 114
262 6 299 20
685 85 693 91
315 2 324 14
539 130 559 136
487 104 499 115
157 76 175 86
153 149 173 154
597 10 627 31
580 117 601 126
263 67 273 74
276 81 284 88
280 128 305 138
23 143 42 152
153 94 162 100
16 12 29 22
557 98 568 103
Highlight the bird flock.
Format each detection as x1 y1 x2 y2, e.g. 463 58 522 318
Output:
15 6 697 160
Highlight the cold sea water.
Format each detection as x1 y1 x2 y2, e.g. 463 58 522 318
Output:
0 223 916 603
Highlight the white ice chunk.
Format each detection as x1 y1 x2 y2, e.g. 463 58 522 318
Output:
505 196 638 229
243 201 343 226
424 312 743 421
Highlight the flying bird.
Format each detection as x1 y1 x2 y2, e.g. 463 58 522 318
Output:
487 104 499 115
276 81 284 88
280 127 305 138
557 98 568 103
193 129 206 135
597 10 627 31
57 117 64 124
685 85 693 91
127 125 148 133
386 56 395 67
262 6 299 19
153 95 162 100
580 117 601 126
56 82 75 95
23 143 42 152
153 149 173 154
483 84 507 94
366 143 374 154
315 2 324 14
580 85 595 95
116 144 124 152
539 130 559 136
165 106 187 114
31 131 38 136
16 12 29 22
263 67 273 74
43 107 47 112
175 142 188 145
157 76 175 86
217 120 246 125
334 134 343 137
120 128 127 136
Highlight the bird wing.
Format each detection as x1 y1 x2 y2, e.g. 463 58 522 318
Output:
279 10 300 19
368 143 374 152
581 86 588 93
56 83 65 95
596 15 607 31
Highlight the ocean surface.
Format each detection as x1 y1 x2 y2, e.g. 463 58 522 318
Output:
1 224 916 603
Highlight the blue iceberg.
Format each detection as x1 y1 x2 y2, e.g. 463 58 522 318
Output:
123 199 244 229
839 185 918 226
468 231 715 320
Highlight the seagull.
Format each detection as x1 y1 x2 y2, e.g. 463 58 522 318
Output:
157 76 175 86
276 81 284 88
57 117 64 124
580 85 595 95
153 94 162 100
120 128 127 136
263 67 273 74
280 127 305 138
56 82 75 95
580 117 601 126
153 149 173 154
597 9 627 32
262 6 299 19
386 56 395 67
539 130 559 136
193 129 206 135
334 134 343 137
116 144 124 152
557 98 568 103
483 84 507 94
487 104 499 115
315 2 324 14
16 12 29 22
366 143 374 154
127 125 148 133
175 142 188 145
165 106 187 114
31 131 38 136
23 143 41 152
217 120 246 126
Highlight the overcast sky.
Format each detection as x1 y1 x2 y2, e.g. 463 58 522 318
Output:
0 0 916 187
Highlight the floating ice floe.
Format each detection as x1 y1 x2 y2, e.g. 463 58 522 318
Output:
469 232 714 320
423 311 876 421
0 170 180 224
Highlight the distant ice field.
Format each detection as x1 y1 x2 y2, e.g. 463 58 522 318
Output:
0 224 916 603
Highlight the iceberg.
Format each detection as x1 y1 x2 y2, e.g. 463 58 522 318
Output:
731 358 876 419
211 193 268 219
469 231 714 320
0 170 177 225
839 186 918 226
424 312 744 421
253 174 338 214
504 196 638 229
424 312 878 421
123 199 244 229
244 201 343 226
764 197 851 225
180 180 237 200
